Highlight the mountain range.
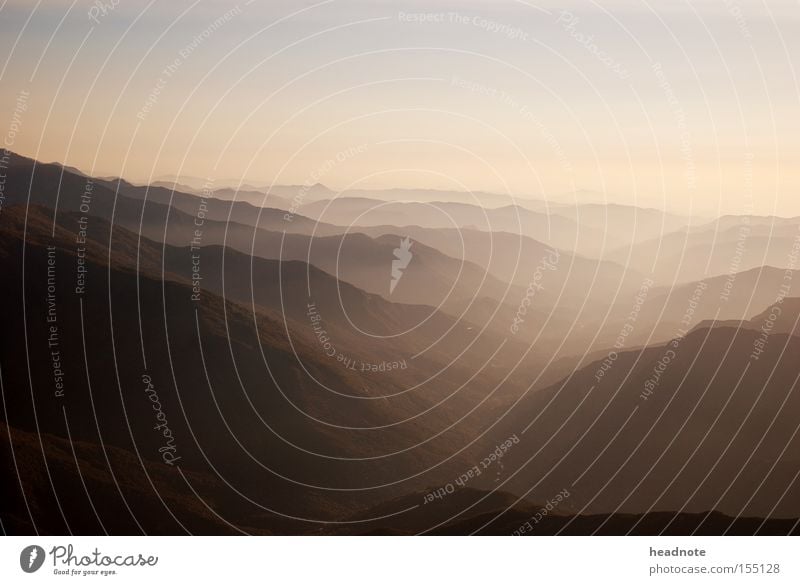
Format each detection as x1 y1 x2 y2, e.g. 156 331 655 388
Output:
2 150 799 535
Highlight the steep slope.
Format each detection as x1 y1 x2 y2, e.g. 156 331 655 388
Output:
6 153 526 321
488 324 800 520
3 152 340 237
578 266 800 352
1 209 507 532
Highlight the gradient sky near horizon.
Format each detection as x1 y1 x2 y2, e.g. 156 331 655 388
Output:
1 0 798 216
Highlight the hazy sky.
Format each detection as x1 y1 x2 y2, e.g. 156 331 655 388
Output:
1 0 798 215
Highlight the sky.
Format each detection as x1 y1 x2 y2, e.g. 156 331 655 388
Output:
1 0 799 216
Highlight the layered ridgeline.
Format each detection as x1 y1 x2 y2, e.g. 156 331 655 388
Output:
1 151 799 534
0 154 557 533
12 152 796 356
0 203 553 534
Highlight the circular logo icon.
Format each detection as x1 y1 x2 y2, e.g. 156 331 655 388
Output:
20 545 46 573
